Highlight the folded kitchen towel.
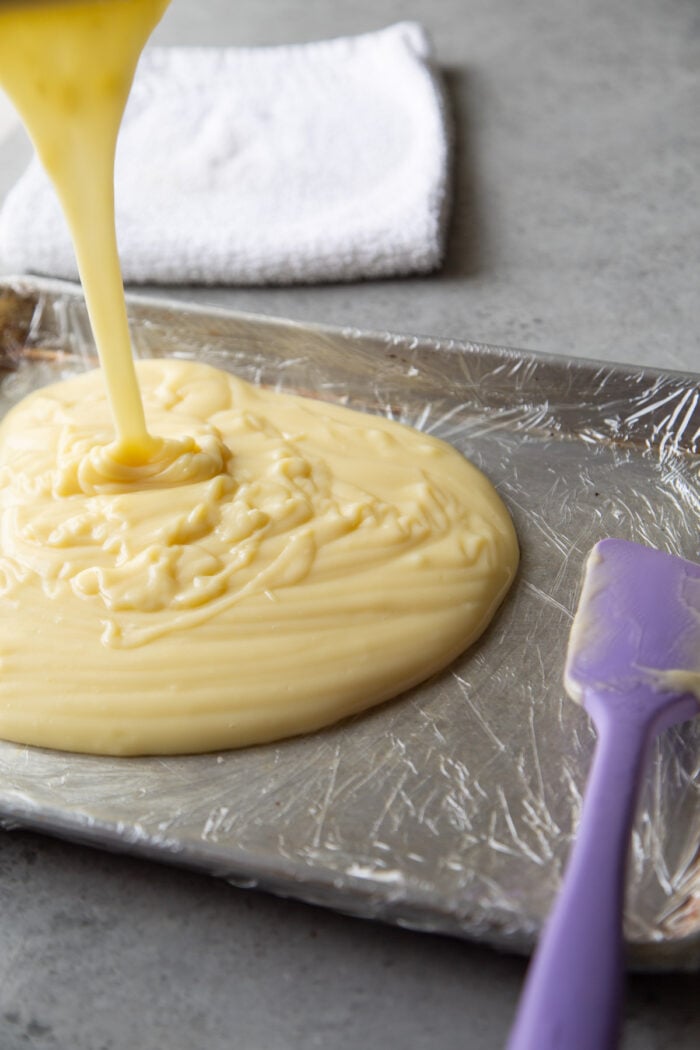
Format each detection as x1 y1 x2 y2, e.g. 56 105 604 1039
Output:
0 22 451 285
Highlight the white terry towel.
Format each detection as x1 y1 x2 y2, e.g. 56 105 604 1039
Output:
0 22 451 285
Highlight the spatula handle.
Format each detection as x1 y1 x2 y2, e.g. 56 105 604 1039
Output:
506 692 652 1050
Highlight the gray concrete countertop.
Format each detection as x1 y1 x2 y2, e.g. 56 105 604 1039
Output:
0 2 698 1048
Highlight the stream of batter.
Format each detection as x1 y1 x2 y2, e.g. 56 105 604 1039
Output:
0 0 518 755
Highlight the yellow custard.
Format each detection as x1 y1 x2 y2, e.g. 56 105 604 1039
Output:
0 0 518 755
0 359 518 753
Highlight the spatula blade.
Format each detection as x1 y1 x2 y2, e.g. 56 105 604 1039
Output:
565 538 700 708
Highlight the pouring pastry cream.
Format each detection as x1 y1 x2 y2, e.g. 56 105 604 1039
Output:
0 0 519 755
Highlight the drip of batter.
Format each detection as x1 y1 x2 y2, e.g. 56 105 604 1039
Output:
0 0 519 755
0 0 212 482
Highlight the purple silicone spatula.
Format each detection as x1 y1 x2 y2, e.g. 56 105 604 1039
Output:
507 538 700 1050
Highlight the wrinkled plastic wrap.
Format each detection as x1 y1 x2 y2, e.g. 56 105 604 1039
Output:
0 276 698 970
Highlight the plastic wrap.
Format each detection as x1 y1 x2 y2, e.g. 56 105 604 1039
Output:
0 276 698 969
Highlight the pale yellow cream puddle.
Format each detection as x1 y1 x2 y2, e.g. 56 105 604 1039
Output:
0 0 518 755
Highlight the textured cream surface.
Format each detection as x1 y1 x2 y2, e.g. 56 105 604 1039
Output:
0 360 518 754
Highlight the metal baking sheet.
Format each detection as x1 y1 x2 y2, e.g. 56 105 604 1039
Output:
0 275 698 970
